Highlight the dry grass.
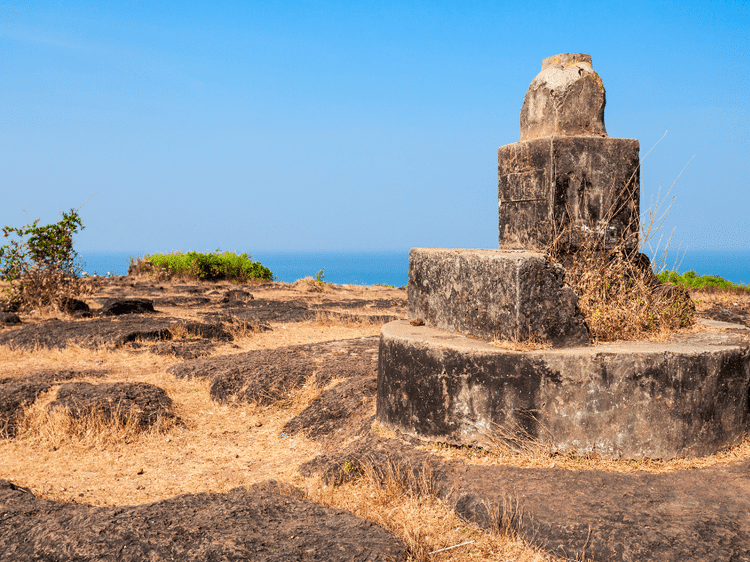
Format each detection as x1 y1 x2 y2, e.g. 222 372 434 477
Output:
17 389 177 449
424 432 750 475
305 460 555 562
691 289 750 314
490 337 552 351
0 338 562 561
293 277 333 293
545 175 696 344
558 247 694 343
2 278 744 561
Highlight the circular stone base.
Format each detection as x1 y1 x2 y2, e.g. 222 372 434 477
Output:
377 320 750 459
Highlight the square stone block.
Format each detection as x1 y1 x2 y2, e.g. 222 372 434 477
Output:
498 136 640 251
408 248 589 347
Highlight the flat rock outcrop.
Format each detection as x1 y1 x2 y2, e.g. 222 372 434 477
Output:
0 317 231 350
0 479 407 562
302 426 750 562
0 370 106 437
169 337 378 406
49 381 177 429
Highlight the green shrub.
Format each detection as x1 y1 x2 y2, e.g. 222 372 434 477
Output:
657 270 750 292
132 251 272 282
0 209 86 310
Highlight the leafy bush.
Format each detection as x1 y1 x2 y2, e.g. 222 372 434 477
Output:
657 270 750 293
0 209 87 310
130 251 272 282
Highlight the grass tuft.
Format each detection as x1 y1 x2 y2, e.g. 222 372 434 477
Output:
658 270 750 293
129 251 272 283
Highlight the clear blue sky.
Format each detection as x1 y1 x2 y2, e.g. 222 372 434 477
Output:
1 0 747 254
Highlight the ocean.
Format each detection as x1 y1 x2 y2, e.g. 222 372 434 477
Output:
79 248 750 287
79 250 411 287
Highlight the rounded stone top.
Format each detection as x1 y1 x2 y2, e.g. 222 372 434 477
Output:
520 53 608 141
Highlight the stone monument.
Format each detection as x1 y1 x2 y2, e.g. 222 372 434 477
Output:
376 54 750 459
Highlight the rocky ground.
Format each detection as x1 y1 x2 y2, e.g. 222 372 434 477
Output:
1 276 750 561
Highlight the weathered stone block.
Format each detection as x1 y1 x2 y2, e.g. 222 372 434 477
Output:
520 53 607 141
407 248 589 347
498 136 640 251
377 320 750 459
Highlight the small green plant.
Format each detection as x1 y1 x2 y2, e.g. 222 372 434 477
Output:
0 209 86 310
657 270 750 293
130 250 272 282
313 268 325 285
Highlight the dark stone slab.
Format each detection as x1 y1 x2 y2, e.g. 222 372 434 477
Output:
520 53 607 141
201 298 313 324
169 337 378 406
0 370 106 438
59 297 90 314
222 289 253 302
49 381 177 429
0 313 20 325
303 431 750 562
283 374 377 442
443 459 750 562
377 320 750 459
407 248 589 346
0 479 406 562
0 317 232 350
498 136 640 251
99 298 155 315
153 296 211 306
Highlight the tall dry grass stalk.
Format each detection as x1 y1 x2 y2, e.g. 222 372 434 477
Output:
546 151 695 343
17 390 178 450
305 457 554 562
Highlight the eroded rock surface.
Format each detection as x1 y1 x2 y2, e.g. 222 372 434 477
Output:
0 317 231 350
0 479 407 562
0 370 106 437
49 381 177 429
169 337 378 406
520 53 607 141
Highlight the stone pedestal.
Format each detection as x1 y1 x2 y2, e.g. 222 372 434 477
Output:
408 248 589 347
376 53 750 460
377 320 750 459
498 136 640 251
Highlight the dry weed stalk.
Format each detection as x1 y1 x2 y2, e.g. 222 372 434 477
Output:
18 395 176 449
306 456 553 562
479 418 555 460
489 337 552 352
546 163 695 343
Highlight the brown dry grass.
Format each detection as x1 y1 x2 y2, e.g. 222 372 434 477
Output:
489 337 553 351
691 289 750 314
305 460 555 562
559 247 694 343
423 429 750 475
17 388 178 448
2 278 746 561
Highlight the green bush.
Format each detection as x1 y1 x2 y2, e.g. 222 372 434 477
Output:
657 270 749 292
133 251 272 282
0 209 86 310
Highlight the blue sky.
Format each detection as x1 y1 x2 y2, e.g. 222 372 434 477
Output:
1 0 747 254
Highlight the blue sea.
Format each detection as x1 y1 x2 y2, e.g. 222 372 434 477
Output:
79 248 750 287
79 250 411 287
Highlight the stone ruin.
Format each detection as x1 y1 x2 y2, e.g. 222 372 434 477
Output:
377 54 750 459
